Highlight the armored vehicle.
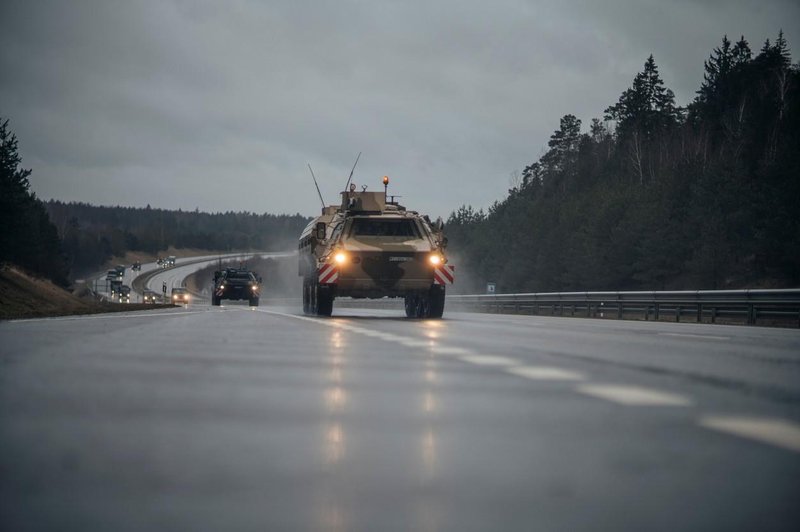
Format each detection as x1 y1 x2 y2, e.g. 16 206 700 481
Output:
212 268 261 306
298 177 453 318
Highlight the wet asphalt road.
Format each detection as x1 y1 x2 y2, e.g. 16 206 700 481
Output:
1 303 799 531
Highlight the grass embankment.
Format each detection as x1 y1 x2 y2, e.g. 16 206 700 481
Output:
0 264 173 320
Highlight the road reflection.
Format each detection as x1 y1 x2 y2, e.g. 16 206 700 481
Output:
417 322 443 530
316 328 349 531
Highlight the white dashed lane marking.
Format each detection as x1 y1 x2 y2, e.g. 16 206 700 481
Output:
506 366 586 381
459 355 519 366
430 346 473 356
699 416 800 453
253 309 800 454
577 384 692 406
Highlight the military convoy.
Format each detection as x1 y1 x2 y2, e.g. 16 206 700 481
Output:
298 176 453 318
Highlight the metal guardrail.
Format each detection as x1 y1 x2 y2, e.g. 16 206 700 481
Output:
446 289 800 327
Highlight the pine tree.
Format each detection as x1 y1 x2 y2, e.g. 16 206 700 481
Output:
0 117 68 284
605 55 679 141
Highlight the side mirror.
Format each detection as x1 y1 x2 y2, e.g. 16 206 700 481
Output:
441 236 448 249
258 276 263 283
434 218 445 231
315 222 327 240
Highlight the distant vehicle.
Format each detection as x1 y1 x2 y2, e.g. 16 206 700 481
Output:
119 285 131 303
115 265 126 277
110 279 123 299
142 289 159 304
298 175 452 317
212 268 261 306
131 261 141 272
166 256 176 267
171 287 190 304
105 269 121 281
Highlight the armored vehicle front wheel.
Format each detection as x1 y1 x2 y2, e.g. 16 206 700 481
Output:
302 279 312 314
428 285 445 318
249 297 260 307
316 285 334 316
212 295 221 306
405 287 445 319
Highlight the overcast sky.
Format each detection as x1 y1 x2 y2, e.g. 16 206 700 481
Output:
1 0 797 219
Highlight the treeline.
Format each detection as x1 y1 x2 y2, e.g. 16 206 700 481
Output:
1 113 309 282
447 32 799 293
45 202 310 276
0 118 69 285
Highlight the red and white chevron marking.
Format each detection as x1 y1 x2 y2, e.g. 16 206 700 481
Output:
318 263 339 284
433 264 455 285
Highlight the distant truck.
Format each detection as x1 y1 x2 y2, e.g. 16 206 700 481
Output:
115 264 126 277
212 268 261 306
166 256 176 267
110 279 123 299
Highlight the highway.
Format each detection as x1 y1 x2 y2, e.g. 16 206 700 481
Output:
1 300 799 530
90 252 288 303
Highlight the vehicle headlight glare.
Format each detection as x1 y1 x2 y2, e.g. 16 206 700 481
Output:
334 252 347 264
429 254 442 265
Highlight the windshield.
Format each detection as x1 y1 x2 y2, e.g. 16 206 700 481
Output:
350 218 420 238
226 272 254 281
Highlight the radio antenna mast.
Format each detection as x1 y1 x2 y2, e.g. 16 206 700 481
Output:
307 164 325 208
344 152 362 192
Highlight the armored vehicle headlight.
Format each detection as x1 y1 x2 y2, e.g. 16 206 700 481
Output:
334 251 348 264
428 254 442 265
251 285 258 291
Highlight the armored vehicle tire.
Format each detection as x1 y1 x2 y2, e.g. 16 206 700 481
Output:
405 287 445 319
302 280 311 314
316 285 334 316
428 285 445 319
249 297 260 307
404 295 416 318
212 295 221 306
404 294 429 318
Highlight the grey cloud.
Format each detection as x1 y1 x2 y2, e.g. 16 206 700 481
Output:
1 0 797 218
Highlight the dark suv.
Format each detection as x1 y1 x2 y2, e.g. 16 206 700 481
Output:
212 268 261 306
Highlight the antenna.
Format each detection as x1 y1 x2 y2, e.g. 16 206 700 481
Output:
307 164 325 208
343 152 362 192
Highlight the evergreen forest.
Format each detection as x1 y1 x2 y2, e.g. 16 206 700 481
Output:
45 201 309 277
447 33 800 293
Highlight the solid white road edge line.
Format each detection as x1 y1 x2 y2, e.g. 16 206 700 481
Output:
506 366 586 381
658 332 731 341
